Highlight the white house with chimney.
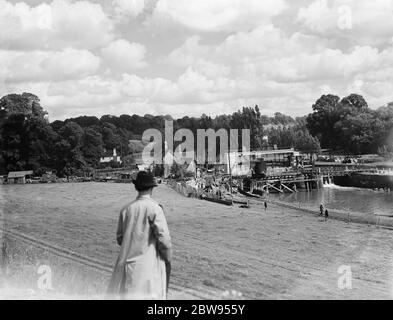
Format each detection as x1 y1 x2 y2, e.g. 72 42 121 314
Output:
100 148 122 164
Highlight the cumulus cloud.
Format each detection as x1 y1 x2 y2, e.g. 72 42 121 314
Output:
3 0 393 120
0 48 100 82
113 0 146 18
297 0 338 32
160 19 393 116
297 0 393 46
166 22 393 85
167 36 210 67
101 39 147 72
251 46 381 82
153 0 288 32
0 0 114 50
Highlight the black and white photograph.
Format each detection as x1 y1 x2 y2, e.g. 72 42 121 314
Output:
1 0 393 307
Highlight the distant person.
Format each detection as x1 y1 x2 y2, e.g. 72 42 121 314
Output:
320 203 324 216
107 171 172 299
264 201 267 211
324 208 329 221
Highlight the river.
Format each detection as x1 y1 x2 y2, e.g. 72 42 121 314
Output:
270 183 393 217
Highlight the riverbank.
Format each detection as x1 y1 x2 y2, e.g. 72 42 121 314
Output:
261 196 393 229
1 182 393 299
168 179 393 229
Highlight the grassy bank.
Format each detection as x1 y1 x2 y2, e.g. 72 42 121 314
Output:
1 182 393 299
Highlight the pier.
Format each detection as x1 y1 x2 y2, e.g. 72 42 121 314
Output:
245 174 322 194
243 165 383 194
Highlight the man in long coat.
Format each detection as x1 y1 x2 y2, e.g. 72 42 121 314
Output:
107 171 172 299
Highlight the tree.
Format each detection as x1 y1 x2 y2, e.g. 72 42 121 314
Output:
334 112 374 154
306 94 341 149
24 116 58 171
82 128 103 167
198 114 213 129
213 114 231 130
271 112 295 125
373 104 393 156
67 116 100 128
51 120 65 132
4 90 393 176
1 113 26 171
230 105 264 150
101 122 121 151
267 126 320 153
53 122 85 176
0 93 54 172
306 93 376 153
340 93 368 113
293 130 320 153
0 93 47 125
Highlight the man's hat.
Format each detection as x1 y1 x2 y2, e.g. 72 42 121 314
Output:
133 171 158 189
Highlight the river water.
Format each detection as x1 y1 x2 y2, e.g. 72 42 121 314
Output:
270 183 393 217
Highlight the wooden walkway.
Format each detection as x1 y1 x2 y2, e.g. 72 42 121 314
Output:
245 167 378 194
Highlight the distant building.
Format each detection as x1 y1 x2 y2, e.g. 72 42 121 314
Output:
226 148 300 177
7 170 33 184
100 148 122 164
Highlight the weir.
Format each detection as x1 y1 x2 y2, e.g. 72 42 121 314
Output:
242 166 386 194
246 174 321 194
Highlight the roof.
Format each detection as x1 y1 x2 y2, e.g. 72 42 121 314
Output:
100 156 114 163
8 171 33 178
227 149 299 156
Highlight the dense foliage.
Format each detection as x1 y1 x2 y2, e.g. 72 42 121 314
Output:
306 94 393 155
0 92 392 176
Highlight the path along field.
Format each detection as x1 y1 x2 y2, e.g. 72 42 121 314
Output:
1 182 393 299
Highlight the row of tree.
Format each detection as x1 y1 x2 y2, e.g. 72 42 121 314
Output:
306 94 393 155
0 94 298 176
0 92 392 176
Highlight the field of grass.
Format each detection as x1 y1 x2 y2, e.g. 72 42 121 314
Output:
1 182 393 299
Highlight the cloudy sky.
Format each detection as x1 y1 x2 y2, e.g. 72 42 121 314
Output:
2 0 393 120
